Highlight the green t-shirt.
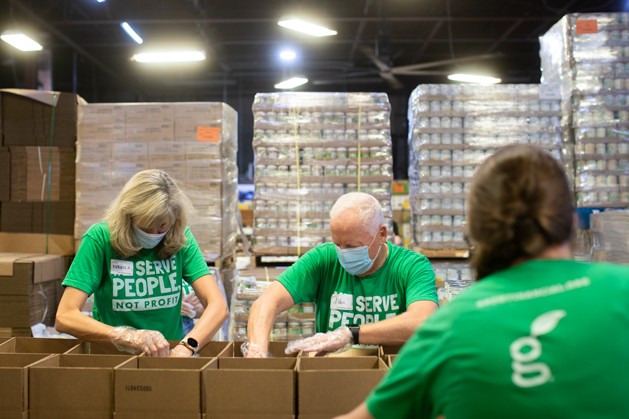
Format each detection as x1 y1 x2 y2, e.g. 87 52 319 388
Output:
277 242 437 333
367 259 629 419
63 222 210 340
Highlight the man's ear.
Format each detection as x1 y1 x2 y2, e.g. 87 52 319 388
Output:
380 224 387 241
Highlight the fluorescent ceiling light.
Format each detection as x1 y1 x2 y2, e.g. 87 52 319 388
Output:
274 76 308 89
131 50 206 63
278 18 337 37
121 22 143 44
279 49 297 61
96 0 106 3
1 33 43 51
448 73 501 84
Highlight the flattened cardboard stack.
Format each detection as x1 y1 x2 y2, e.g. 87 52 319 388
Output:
252 92 394 256
76 102 239 261
407 84 563 251
0 254 66 337
0 90 79 241
540 13 629 208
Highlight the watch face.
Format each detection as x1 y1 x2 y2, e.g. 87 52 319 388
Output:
187 337 199 348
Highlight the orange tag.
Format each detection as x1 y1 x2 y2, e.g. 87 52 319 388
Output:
196 126 220 143
575 19 598 35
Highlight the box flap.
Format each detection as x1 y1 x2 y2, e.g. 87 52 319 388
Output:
0 253 64 282
0 89 60 107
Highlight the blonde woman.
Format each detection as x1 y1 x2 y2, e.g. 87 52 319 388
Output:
56 169 228 357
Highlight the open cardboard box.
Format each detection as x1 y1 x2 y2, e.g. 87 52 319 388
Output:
0 337 80 354
28 354 136 419
386 354 398 367
114 356 217 419
302 346 381 358
168 340 233 358
0 353 52 419
205 357 296 418
297 357 388 419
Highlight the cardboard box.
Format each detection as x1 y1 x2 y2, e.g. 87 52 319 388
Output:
380 344 404 358
386 354 397 367
302 346 380 358
0 148 9 202
64 341 137 356
205 357 296 418
297 357 388 419
114 356 217 418
0 232 75 256
29 354 136 419
0 337 79 354
0 352 52 418
0 202 75 234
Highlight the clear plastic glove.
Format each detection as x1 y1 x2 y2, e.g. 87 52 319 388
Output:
241 341 270 358
180 301 197 318
285 326 352 356
108 326 170 357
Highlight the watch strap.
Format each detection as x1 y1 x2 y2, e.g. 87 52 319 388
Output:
349 325 360 345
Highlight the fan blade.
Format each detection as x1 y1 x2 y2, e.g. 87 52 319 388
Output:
360 46 392 73
312 77 385 86
380 72 404 89
391 70 450 76
390 53 497 73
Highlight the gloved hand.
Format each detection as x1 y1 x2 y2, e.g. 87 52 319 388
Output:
241 341 270 358
180 300 197 318
285 326 353 356
108 326 170 357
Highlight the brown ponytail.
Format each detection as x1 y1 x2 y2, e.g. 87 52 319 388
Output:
467 145 574 280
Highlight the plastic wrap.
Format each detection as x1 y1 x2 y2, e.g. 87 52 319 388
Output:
540 13 629 208
407 84 563 250
431 261 474 303
590 209 629 263
228 268 315 341
75 102 239 261
252 92 394 256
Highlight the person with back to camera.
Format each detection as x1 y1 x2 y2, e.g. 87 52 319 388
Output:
335 144 629 419
56 169 228 357
244 191 438 358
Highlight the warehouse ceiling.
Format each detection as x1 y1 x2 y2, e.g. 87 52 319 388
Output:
0 0 623 102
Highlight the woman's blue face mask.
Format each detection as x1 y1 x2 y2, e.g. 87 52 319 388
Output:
334 231 381 276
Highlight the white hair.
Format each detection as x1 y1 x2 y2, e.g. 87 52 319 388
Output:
329 192 384 234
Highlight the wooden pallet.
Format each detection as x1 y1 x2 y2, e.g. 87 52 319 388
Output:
413 247 470 259
249 254 299 268
206 252 236 270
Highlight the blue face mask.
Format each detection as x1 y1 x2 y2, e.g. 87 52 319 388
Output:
133 225 167 249
335 232 382 276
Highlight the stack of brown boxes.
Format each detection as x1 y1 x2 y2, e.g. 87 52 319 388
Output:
0 89 80 249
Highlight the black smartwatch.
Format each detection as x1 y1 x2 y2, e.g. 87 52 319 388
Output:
180 337 199 355
348 325 360 345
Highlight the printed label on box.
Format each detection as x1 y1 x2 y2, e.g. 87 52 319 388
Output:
197 126 221 143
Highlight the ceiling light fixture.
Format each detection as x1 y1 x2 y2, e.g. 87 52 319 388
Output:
278 18 337 37
0 32 43 51
131 50 206 63
274 76 308 89
121 22 143 44
279 49 297 61
447 73 501 84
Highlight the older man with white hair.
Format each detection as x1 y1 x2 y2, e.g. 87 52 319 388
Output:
245 192 438 357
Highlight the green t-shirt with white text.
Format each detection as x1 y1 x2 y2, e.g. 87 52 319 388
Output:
277 242 437 332
63 223 210 340
366 259 629 419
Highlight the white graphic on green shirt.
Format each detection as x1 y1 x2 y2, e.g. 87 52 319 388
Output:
111 257 181 312
510 309 566 388
329 293 400 329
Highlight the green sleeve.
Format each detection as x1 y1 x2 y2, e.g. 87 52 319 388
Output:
276 244 330 304
181 227 211 285
405 253 438 306
366 309 451 418
62 225 107 295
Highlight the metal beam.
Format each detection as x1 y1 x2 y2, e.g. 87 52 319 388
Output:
486 19 524 53
414 20 445 62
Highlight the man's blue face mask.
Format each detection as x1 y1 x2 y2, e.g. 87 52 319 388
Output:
334 231 382 276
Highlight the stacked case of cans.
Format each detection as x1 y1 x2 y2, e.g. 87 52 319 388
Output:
76 102 239 261
589 210 629 263
407 84 563 251
540 13 629 207
229 268 315 341
252 92 394 255
431 261 473 304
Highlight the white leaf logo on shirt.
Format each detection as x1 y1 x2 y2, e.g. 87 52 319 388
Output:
510 309 566 388
530 310 567 337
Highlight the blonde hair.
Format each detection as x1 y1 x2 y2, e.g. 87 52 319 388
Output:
104 169 193 259
330 192 385 235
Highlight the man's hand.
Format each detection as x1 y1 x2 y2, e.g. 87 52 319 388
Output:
241 341 270 358
285 326 353 356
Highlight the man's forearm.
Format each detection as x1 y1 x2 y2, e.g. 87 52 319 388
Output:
246 297 277 352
